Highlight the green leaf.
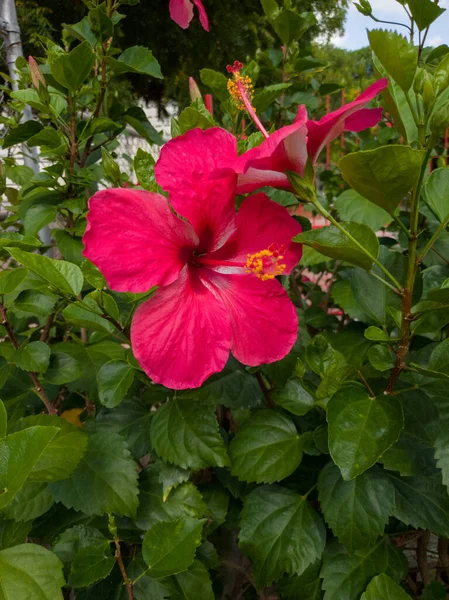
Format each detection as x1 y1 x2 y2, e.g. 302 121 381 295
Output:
164 560 214 600
424 168 449 223
101 147 121 186
294 222 379 270
361 574 411 599
200 483 229 534
49 41 95 92
272 379 316 416
0 543 65 599
14 289 58 317
369 30 418 91
50 432 139 517
199 68 229 103
27 127 64 149
364 326 390 342
321 539 407 600
318 463 395 552
52 524 105 566
23 205 57 238
63 302 115 333
306 334 346 378
135 465 207 530
335 190 392 230
386 472 449 537
407 0 446 31
107 46 162 78
4 482 53 521
14 341 50 373
0 426 59 509
142 517 205 579
81 261 106 290
45 348 85 385
339 146 425 214
0 234 41 251
278 560 323 600
150 399 230 470
0 400 6 438
194 369 263 409
271 10 315 45
97 360 134 408
6 247 83 296
351 268 394 325
2 121 44 149
0 520 32 551
10 415 87 482
134 148 156 191
0 269 28 295
68 539 115 588
368 345 395 371
178 104 214 134
327 386 403 480
93 398 151 460
229 410 302 483
260 0 279 19
253 83 291 113
123 106 164 146
240 485 326 588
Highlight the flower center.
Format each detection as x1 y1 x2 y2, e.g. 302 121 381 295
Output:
244 244 287 281
226 61 269 139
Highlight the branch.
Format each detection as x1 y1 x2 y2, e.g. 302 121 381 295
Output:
0 303 57 415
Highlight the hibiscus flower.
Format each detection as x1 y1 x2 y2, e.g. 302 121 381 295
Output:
225 64 388 193
82 128 302 390
169 0 209 31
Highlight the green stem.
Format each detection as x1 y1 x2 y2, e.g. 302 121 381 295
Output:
392 214 412 239
405 91 421 129
417 217 449 263
301 483 318 501
386 147 432 393
310 196 402 291
369 270 401 295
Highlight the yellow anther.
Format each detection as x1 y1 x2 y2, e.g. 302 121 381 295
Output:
245 246 287 281
227 73 255 111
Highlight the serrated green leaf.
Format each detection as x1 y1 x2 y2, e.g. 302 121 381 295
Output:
23 205 57 238
335 189 392 230
164 560 214 600
0 520 32 551
386 472 449 537
142 517 205 579
134 148 156 191
199 68 229 103
361 573 411 599
0 543 65 599
318 463 394 552
0 269 29 295
135 465 207 530
68 539 115 588
320 539 407 600
107 46 162 78
0 233 41 251
45 349 85 385
6 247 83 296
369 30 417 91
10 415 87 482
272 379 316 416
327 386 403 480
14 289 58 317
97 360 134 408
407 0 446 31
278 560 323 600
50 432 139 517
0 426 59 509
194 369 263 409
4 482 53 521
150 399 230 470
253 83 291 113
294 222 379 270
2 121 43 149
339 146 425 214
306 334 346 378
49 41 94 91
14 341 50 373
52 524 105 566
424 168 449 223
63 301 115 333
240 485 326 588
229 410 303 483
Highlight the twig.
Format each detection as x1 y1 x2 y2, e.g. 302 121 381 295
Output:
0 303 57 414
417 530 431 587
256 372 274 408
438 537 449 581
109 515 133 600
40 313 55 342
358 370 376 398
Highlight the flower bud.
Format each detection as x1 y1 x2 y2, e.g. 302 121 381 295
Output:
413 68 426 95
434 54 449 95
422 73 436 114
354 0 372 16
430 100 449 136
189 77 202 103
28 56 46 90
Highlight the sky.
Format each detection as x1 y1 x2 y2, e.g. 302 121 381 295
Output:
331 0 449 50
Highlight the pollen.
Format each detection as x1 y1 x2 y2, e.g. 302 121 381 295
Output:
245 243 287 281
226 60 255 112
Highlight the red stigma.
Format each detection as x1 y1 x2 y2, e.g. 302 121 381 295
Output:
226 60 244 74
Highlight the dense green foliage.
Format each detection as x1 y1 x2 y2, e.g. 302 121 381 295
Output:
0 0 449 598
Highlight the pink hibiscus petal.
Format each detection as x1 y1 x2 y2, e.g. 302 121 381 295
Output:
211 272 298 366
155 127 238 252
344 108 384 132
210 192 302 275
307 78 388 162
192 0 209 30
169 0 194 28
131 267 230 389
82 188 198 293
234 111 308 194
